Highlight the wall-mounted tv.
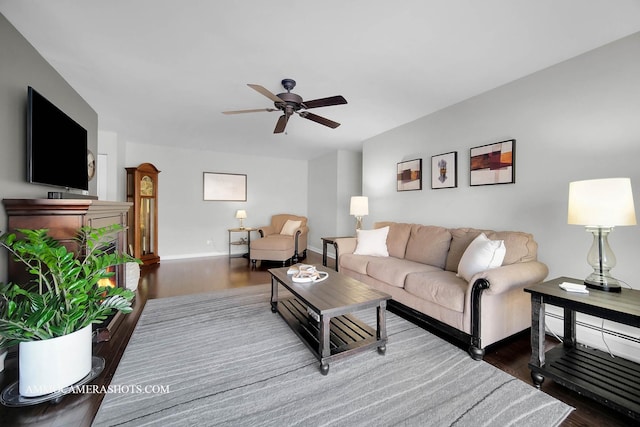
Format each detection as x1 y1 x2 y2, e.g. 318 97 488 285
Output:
27 86 89 191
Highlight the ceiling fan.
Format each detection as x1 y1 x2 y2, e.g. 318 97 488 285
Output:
223 79 347 134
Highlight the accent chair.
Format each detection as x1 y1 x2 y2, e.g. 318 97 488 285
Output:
250 214 308 266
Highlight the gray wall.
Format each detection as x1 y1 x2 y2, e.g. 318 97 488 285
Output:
362 31 640 285
123 140 308 259
362 32 640 360
0 14 98 282
307 150 362 255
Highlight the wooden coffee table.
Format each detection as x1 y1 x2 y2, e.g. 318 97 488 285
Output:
269 265 391 375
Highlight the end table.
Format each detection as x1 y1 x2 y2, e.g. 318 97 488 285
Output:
525 277 640 422
228 228 255 260
321 236 352 271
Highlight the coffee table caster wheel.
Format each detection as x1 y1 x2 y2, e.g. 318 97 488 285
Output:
271 303 277 313
377 345 386 355
320 362 329 375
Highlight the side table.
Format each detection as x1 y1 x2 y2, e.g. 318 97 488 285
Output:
321 236 352 271
228 228 255 260
525 276 640 422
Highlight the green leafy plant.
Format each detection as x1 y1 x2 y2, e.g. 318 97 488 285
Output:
0 225 140 349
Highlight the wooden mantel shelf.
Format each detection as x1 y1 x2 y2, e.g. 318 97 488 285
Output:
3 198 132 216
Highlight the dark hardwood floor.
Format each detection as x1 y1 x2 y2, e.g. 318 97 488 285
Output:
0 252 635 426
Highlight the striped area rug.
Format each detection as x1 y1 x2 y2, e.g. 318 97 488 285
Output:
93 284 572 426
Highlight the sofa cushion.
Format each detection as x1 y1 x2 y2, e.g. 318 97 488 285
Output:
251 234 294 251
404 225 451 268
445 228 485 272
374 222 412 259
457 233 506 281
340 253 373 274
486 231 537 265
354 226 389 256
404 270 467 313
367 257 441 288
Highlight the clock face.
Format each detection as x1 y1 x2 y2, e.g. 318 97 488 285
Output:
87 150 96 180
140 175 154 196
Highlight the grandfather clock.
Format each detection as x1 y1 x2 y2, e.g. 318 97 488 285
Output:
126 163 160 266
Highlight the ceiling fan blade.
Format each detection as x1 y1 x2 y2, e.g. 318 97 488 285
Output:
274 114 289 133
302 95 347 109
247 84 285 103
298 111 340 129
222 108 276 115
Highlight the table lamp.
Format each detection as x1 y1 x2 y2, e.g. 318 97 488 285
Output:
568 178 636 292
235 209 247 229
350 196 368 231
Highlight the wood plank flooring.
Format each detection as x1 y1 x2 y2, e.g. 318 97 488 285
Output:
0 252 633 426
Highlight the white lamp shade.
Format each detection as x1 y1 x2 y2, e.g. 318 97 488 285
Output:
235 209 247 219
350 196 369 216
568 178 637 226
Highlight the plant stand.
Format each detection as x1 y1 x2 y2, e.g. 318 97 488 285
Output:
0 356 104 407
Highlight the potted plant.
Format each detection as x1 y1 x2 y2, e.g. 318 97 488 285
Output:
0 224 139 397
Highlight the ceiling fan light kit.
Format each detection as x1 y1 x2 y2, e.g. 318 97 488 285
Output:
223 79 347 134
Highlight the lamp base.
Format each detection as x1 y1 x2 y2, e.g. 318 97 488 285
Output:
355 216 363 231
584 275 622 293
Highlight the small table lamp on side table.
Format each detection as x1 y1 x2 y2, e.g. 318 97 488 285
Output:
567 178 636 292
235 209 247 230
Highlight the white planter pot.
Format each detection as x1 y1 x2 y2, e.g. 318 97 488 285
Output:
125 261 141 290
19 324 93 397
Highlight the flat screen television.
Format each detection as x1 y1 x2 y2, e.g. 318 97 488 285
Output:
27 86 89 191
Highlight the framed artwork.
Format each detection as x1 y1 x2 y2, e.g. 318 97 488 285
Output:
431 151 458 189
397 159 422 191
470 139 515 186
203 172 247 201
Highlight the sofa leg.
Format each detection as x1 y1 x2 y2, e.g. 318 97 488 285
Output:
292 252 299 264
251 259 257 269
468 345 485 361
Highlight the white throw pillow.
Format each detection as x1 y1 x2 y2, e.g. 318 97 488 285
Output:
280 219 302 235
353 226 390 257
457 233 506 281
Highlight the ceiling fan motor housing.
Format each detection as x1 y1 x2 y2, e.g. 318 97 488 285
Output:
275 92 303 112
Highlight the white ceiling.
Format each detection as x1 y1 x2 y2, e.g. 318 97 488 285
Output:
2 1 640 160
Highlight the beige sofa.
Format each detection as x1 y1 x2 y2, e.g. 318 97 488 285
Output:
335 222 548 359
250 214 308 266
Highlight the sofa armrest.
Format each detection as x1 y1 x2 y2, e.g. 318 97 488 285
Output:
334 237 357 255
257 225 276 237
472 261 549 296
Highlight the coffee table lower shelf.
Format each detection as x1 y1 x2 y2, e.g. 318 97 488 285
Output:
275 298 384 374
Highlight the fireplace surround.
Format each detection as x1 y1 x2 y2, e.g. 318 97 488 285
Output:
2 199 133 342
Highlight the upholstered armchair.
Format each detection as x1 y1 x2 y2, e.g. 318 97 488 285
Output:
250 214 308 266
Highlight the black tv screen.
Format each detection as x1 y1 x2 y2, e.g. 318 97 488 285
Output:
27 86 89 191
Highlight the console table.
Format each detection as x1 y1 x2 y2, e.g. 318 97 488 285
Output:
525 277 640 421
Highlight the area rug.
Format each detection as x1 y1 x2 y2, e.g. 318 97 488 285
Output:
93 284 573 426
